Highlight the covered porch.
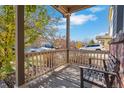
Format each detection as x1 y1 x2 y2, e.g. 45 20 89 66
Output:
15 5 119 88
22 49 109 88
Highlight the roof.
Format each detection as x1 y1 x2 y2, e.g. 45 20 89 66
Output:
96 34 112 40
52 5 94 17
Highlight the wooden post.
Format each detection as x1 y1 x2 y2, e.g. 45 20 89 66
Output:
80 68 84 88
15 5 25 87
66 14 70 63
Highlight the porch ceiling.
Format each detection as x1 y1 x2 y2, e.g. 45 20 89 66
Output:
52 5 94 17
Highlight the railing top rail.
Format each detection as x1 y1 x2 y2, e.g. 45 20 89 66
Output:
25 49 109 57
25 49 67 56
69 49 109 54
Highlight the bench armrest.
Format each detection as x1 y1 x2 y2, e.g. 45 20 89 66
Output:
79 66 117 76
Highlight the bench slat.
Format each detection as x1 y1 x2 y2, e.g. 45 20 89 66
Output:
80 54 120 88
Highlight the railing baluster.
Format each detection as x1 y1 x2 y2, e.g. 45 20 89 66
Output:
25 54 29 81
80 51 82 64
53 51 55 68
42 52 45 73
47 52 50 70
27 54 30 80
83 51 85 65
39 52 42 74
46 52 48 70
36 53 38 76
51 52 53 68
50 52 51 68
50 52 52 68
47 52 49 70
79 51 81 64
31 53 35 78
44 52 46 71
96 52 99 68
100 53 102 70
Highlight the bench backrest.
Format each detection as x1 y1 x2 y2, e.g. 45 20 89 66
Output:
104 54 120 73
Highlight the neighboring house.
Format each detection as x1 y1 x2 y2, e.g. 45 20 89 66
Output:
96 33 112 50
31 36 43 48
54 38 66 49
70 41 77 49
31 36 49 48
109 5 124 87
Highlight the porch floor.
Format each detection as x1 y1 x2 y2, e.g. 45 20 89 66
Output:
24 65 96 88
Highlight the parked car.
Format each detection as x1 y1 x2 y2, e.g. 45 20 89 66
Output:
25 47 39 53
79 44 105 51
25 44 55 53
40 43 55 50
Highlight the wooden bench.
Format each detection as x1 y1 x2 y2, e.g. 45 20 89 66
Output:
80 54 120 88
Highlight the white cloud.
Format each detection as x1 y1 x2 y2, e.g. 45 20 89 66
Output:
71 13 97 25
89 6 105 13
58 13 97 30
57 24 66 30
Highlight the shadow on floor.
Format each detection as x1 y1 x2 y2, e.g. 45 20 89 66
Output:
26 65 92 88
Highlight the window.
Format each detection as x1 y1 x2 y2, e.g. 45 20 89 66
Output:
116 6 123 34
86 44 100 47
112 5 124 37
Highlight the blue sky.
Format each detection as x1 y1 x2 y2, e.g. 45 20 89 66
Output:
47 5 109 42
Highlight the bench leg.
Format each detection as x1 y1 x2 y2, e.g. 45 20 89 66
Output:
104 73 111 87
80 68 84 88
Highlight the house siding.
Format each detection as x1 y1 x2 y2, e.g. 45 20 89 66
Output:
110 42 124 87
110 5 124 87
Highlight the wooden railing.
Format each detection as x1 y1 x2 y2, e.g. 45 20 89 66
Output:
24 49 109 82
69 49 109 69
25 49 67 82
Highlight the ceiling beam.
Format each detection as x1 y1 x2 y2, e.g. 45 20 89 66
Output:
52 5 94 17
68 5 93 13
52 5 69 17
